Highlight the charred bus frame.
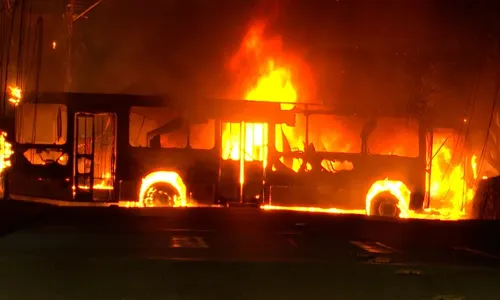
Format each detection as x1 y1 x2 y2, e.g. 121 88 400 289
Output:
2 93 430 216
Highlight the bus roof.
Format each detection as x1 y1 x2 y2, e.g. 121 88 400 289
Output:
22 92 424 121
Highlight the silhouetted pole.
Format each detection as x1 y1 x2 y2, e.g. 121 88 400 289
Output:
64 0 75 92
64 0 106 92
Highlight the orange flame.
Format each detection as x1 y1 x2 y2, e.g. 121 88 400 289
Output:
222 22 299 169
429 133 476 219
139 171 187 207
7 86 21 106
0 131 13 174
366 179 411 218
223 21 478 220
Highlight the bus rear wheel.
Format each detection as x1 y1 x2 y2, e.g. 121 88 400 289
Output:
143 183 180 207
370 192 400 217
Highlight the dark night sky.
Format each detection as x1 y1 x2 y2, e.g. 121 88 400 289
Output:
34 0 499 123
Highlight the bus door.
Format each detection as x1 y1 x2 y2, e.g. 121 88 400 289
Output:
221 122 267 203
73 112 117 201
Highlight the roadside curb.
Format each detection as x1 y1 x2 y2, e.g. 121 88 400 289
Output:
0 200 54 237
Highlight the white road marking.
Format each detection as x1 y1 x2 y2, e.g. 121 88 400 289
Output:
159 228 213 233
350 241 398 254
170 236 209 248
453 246 500 261
286 238 298 247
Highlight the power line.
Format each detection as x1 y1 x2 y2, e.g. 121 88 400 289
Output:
1 0 18 115
436 34 487 206
474 45 500 191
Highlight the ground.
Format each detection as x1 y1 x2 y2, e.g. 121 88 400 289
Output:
0 201 499 300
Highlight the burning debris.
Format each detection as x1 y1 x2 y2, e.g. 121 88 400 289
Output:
0 132 13 174
7 86 22 106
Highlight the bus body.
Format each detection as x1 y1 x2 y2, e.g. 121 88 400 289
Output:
4 93 428 216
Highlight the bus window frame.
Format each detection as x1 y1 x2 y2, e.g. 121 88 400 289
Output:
128 106 216 151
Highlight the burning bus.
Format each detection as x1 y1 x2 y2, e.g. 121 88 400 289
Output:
0 91 435 218
0 20 477 219
265 103 426 218
3 93 294 207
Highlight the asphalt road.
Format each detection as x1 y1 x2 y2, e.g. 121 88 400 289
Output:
0 201 500 300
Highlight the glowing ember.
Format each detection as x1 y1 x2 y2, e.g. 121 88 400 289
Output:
7 86 21 106
0 132 13 173
261 205 365 215
139 171 187 207
73 172 114 191
471 155 478 180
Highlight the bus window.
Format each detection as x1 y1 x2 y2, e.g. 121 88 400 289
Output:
15 103 67 145
190 120 215 150
129 106 187 149
308 114 363 153
275 114 306 152
368 117 419 157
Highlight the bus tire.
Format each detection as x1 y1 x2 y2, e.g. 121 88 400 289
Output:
143 182 180 207
370 192 400 218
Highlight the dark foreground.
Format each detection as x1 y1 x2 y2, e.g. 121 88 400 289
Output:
1 201 500 300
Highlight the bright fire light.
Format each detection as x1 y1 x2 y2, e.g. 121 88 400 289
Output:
139 171 187 207
365 179 411 218
224 21 478 220
222 22 298 167
0 132 13 174
261 205 365 215
7 86 21 106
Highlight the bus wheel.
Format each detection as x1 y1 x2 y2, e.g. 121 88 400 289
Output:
370 192 400 218
143 182 180 207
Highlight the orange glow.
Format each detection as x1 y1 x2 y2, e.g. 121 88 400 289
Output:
223 21 367 173
429 133 476 219
222 22 298 171
365 179 411 218
224 20 477 220
0 131 13 174
139 171 187 207
471 155 478 180
7 86 21 106
262 205 365 215
52 41 57 49
73 172 114 191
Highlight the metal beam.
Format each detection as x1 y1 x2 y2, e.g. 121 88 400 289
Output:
73 0 105 22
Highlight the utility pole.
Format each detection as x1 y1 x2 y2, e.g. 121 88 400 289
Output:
64 0 75 92
64 0 106 92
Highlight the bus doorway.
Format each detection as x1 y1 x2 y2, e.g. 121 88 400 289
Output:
73 112 117 201
220 121 268 204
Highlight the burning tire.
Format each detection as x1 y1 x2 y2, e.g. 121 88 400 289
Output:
370 192 400 217
142 182 180 207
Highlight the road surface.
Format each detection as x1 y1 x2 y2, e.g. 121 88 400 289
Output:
0 200 499 300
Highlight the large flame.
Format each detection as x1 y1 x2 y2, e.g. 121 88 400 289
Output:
7 86 22 106
222 22 298 169
0 131 13 174
428 132 476 219
223 21 479 220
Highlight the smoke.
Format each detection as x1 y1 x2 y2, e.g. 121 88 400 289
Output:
64 0 492 116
